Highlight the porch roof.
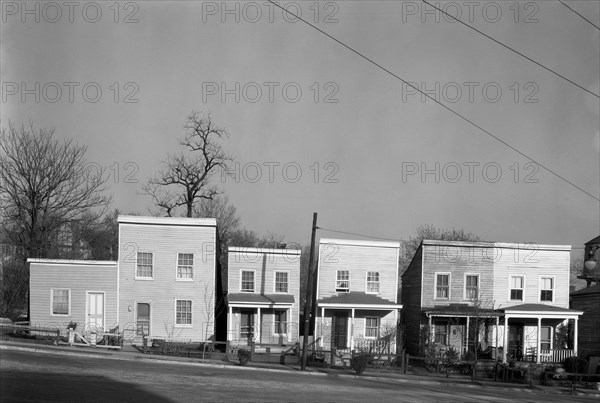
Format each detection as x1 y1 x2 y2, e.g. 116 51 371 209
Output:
317 292 401 310
227 293 295 307
424 304 501 318
501 303 583 319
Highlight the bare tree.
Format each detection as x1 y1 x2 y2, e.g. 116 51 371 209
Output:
143 112 232 217
0 122 111 261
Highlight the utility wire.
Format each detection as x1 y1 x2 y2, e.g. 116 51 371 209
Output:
558 0 600 30
421 0 599 99
265 1 600 202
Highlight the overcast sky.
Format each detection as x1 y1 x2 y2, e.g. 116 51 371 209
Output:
2 1 599 254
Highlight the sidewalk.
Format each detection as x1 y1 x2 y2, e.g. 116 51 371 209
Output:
1 339 599 398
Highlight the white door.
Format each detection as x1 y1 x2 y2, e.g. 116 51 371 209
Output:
87 292 105 331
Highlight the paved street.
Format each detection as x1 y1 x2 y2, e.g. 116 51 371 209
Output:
0 349 595 402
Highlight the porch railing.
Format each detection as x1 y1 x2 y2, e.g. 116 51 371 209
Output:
539 349 575 363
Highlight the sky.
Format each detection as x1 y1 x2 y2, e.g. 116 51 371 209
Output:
1 1 599 258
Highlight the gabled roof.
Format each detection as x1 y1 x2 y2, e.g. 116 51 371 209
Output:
570 284 600 296
585 235 600 245
318 292 396 306
227 293 294 305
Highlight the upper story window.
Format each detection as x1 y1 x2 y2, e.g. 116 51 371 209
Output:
510 276 524 301
136 252 153 278
540 277 554 302
177 253 194 279
241 270 255 292
465 274 478 300
366 271 380 294
336 270 350 292
435 273 449 299
275 271 288 293
51 289 70 316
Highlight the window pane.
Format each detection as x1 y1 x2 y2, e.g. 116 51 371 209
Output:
176 300 192 325
336 270 350 292
367 271 379 293
177 253 194 279
275 272 288 293
52 290 69 315
511 289 523 300
366 318 379 338
436 274 449 298
241 271 254 292
137 252 153 277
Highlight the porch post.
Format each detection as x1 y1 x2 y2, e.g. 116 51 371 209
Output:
320 307 325 348
495 316 499 360
428 315 432 345
536 317 541 364
350 308 355 350
503 315 509 362
466 316 470 355
573 317 578 356
288 307 292 343
228 306 233 341
257 307 261 345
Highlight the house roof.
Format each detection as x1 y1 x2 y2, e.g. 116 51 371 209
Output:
228 247 301 255
424 304 501 317
27 258 117 266
500 303 581 314
117 215 216 227
570 284 600 296
319 238 400 249
585 235 600 245
422 239 570 251
317 292 396 306
227 293 295 305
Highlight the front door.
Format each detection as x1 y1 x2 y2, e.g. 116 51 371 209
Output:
137 303 150 336
508 324 524 360
332 312 348 349
240 310 254 343
87 292 104 331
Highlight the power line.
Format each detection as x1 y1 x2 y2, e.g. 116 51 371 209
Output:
265 1 600 203
558 0 600 30
421 0 599 99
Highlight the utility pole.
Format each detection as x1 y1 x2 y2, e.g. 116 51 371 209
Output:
301 212 318 371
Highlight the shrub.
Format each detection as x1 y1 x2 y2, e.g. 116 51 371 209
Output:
238 349 251 366
67 321 77 331
564 356 587 373
351 353 370 375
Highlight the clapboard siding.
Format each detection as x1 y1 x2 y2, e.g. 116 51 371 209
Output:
421 243 495 308
493 247 571 309
227 248 301 341
317 240 399 302
571 291 600 356
400 245 423 355
29 261 118 333
118 218 217 341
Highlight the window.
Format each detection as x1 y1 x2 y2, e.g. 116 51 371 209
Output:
136 252 153 278
176 300 192 325
366 271 380 293
434 321 448 345
275 310 287 334
465 275 478 300
241 271 254 292
275 272 288 293
177 253 194 279
52 289 69 315
436 274 449 299
540 277 554 302
336 270 350 292
540 326 552 350
510 276 524 301
365 317 379 338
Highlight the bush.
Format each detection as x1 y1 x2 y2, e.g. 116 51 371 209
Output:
351 353 370 375
238 349 251 366
564 356 587 373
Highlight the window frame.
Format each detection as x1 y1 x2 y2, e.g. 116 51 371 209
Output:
464 273 479 300
176 252 194 281
433 320 449 345
336 270 350 293
174 299 193 327
434 272 450 300
135 251 154 280
365 317 380 339
240 270 255 293
539 276 555 303
366 271 380 294
274 271 289 294
50 288 71 317
540 326 553 351
509 275 525 301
